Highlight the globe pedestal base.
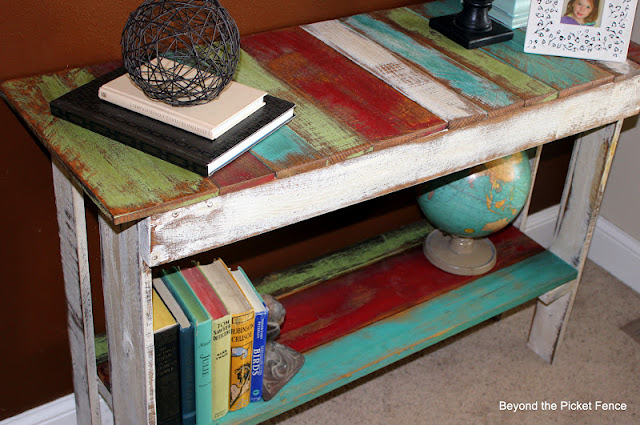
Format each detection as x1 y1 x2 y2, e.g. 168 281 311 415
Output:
423 230 497 276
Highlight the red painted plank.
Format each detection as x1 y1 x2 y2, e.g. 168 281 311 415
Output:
208 151 275 195
241 27 446 144
276 226 545 353
627 42 640 65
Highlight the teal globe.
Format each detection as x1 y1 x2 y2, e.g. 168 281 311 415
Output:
416 152 532 275
418 152 532 238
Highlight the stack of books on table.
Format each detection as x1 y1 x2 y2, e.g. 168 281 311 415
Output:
49 59 295 176
97 259 269 425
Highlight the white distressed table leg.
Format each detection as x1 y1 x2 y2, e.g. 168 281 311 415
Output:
527 121 622 363
513 146 543 231
51 161 102 425
99 216 155 425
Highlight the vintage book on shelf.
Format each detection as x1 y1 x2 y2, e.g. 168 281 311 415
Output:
180 265 232 420
153 277 197 425
152 288 182 425
98 62 267 140
49 67 295 176
160 269 213 425
198 259 255 412
229 267 268 402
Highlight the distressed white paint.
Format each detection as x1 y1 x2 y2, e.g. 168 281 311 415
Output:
513 146 543 231
528 121 621 363
149 76 640 266
99 218 156 425
51 161 102 425
302 20 487 127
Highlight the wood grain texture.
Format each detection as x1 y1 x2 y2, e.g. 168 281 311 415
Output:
52 161 102 425
377 8 558 106
277 226 545 353
241 26 447 144
209 151 275 195
148 75 640 266
528 121 622 363
215 250 577 425
256 221 434 296
410 1 614 97
0 70 220 225
343 13 525 117
302 19 487 129
100 217 156 425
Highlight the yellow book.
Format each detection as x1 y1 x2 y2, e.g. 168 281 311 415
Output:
198 259 255 411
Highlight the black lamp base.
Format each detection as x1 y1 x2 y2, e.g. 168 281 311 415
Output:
429 13 513 49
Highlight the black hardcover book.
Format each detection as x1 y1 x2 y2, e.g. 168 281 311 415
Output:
50 68 295 176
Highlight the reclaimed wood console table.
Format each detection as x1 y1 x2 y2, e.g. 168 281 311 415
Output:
3 1 640 424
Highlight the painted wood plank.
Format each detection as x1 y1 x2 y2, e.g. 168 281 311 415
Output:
99 217 155 425
627 41 640 64
148 75 640 266
216 250 577 425
302 19 487 129
0 70 221 225
249 125 326 178
209 151 274 195
256 221 433 296
52 161 102 425
528 121 622 363
413 1 615 96
590 58 640 81
377 8 558 106
343 13 525 117
277 226 545 353
241 27 447 144
235 50 363 169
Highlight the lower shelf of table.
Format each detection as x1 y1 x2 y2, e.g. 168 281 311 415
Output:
217 249 577 424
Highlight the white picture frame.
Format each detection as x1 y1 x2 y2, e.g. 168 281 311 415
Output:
524 0 638 62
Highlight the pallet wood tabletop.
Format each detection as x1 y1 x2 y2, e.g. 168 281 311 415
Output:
2 0 640 226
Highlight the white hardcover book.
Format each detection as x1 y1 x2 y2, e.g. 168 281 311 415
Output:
98 59 267 140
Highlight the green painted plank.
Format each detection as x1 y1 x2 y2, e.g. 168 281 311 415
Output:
235 50 365 165
255 221 433 296
414 0 614 96
379 8 558 105
343 13 524 115
217 250 577 424
1 70 219 224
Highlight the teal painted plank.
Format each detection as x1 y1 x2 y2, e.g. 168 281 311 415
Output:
415 0 613 95
379 8 558 106
343 13 524 115
250 125 325 177
215 250 577 424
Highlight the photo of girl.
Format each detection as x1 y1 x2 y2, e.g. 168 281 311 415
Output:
561 0 600 25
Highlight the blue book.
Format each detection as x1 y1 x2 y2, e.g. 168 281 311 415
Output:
161 269 213 425
230 267 269 402
153 277 196 425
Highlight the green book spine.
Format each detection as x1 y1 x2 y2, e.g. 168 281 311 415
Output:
161 270 213 425
211 314 232 419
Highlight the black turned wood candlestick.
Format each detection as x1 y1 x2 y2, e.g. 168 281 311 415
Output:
429 0 513 49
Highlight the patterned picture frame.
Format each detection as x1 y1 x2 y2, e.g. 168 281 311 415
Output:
524 0 638 62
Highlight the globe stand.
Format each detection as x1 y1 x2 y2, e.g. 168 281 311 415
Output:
423 230 497 276
429 0 513 49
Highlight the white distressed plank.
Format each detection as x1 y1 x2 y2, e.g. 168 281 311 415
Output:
302 20 487 129
51 161 102 425
527 121 622 363
513 146 543 231
148 76 640 266
99 217 155 425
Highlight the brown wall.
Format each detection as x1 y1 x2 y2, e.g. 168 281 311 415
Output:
0 0 568 419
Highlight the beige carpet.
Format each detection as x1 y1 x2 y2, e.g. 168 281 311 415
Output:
265 260 640 425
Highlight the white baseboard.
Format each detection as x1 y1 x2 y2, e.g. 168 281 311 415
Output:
3 206 638 425
0 394 113 425
521 205 640 294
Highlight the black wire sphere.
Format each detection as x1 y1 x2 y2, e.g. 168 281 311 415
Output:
122 0 240 106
